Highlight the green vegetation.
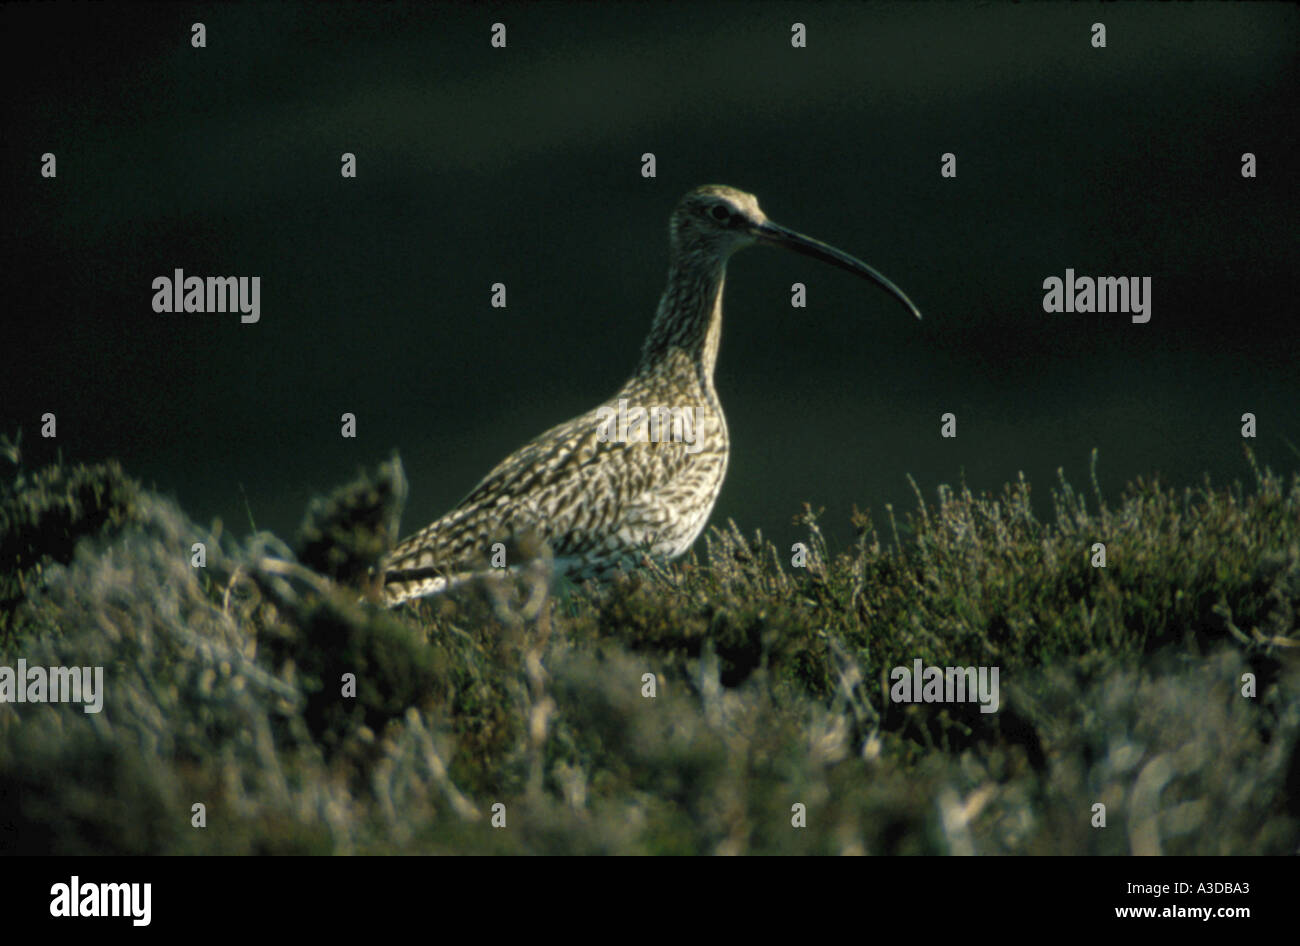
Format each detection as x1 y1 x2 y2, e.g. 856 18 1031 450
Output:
1 448 1296 854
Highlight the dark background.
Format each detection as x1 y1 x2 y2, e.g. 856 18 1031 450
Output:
2 2 1296 556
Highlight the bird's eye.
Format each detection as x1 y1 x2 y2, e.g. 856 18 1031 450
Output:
710 205 731 223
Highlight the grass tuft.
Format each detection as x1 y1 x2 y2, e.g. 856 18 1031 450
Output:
1 451 1296 854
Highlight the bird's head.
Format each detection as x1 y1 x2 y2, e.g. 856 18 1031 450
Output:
669 184 921 320
669 185 767 260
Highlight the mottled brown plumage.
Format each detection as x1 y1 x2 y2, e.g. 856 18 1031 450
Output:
380 185 919 605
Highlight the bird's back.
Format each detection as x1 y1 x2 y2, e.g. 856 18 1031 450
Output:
380 363 727 605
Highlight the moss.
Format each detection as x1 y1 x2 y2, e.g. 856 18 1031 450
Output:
0 460 148 647
295 453 406 587
291 592 441 751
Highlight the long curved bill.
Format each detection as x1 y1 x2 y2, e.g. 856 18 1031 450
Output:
755 220 922 320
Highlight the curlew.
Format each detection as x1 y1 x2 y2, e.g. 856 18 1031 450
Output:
379 185 920 606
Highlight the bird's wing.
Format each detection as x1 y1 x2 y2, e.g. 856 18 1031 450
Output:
382 405 698 584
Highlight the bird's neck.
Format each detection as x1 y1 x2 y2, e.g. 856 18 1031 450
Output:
638 261 726 391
